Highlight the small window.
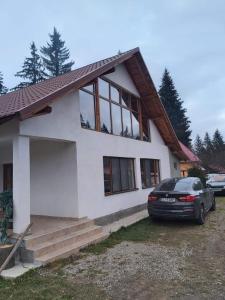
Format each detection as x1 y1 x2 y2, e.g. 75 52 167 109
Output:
110 85 120 103
111 104 122 136
121 91 130 108
142 116 150 141
99 79 109 99
131 96 138 112
131 112 140 140
100 98 111 133
140 159 160 189
103 157 136 195
80 90 95 130
82 83 94 93
122 109 132 137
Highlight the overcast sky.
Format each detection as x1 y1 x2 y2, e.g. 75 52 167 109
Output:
1 0 224 141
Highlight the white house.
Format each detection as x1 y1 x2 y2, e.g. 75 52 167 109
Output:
0 48 185 263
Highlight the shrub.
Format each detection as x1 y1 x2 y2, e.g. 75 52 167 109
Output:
0 191 13 244
188 167 206 185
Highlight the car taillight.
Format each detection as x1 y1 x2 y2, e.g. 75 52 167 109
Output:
148 195 158 202
179 195 197 202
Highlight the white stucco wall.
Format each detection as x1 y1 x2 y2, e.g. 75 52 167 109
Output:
30 140 78 218
105 64 140 96
169 150 181 178
14 63 176 220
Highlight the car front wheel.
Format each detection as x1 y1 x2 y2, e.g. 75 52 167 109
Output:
196 205 205 225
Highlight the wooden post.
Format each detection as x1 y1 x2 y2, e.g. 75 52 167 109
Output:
0 223 32 274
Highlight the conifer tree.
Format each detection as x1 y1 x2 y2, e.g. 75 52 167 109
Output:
158 69 192 147
41 27 74 77
212 129 224 152
204 132 214 154
194 135 204 156
14 42 45 89
0 71 8 95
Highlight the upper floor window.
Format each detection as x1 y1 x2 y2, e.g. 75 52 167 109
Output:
80 78 151 142
80 84 96 130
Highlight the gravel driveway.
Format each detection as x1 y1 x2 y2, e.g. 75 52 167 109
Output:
45 197 225 299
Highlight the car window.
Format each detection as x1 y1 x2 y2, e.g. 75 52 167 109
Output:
193 180 203 191
155 178 193 192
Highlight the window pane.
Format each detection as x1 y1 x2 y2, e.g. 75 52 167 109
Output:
80 90 95 129
122 109 132 137
140 159 151 189
112 158 121 192
128 159 135 189
131 96 138 112
145 160 151 188
110 85 120 103
131 112 140 139
121 91 130 108
82 83 94 93
100 99 111 133
120 159 129 190
112 104 122 135
99 79 109 99
143 117 150 141
120 159 135 190
103 157 112 193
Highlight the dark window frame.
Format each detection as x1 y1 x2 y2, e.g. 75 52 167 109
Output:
80 82 97 131
79 77 151 142
103 156 137 196
140 159 161 189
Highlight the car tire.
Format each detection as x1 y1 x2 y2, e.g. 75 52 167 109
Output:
196 205 205 225
210 196 216 211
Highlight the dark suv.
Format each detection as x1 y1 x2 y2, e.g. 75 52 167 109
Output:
148 177 215 225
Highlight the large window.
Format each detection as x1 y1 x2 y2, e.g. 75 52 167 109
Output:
103 157 136 195
140 159 160 189
80 78 151 142
80 84 96 130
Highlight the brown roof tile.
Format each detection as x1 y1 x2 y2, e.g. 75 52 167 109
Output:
0 48 138 119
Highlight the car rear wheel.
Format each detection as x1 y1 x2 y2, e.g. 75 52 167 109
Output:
210 196 216 211
196 205 205 225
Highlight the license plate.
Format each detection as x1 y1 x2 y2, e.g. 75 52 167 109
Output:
160 198 176 203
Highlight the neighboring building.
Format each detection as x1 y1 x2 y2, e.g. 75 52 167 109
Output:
0 48 186 263
179 141 201 177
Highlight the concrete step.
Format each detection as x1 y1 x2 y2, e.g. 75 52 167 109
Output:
28 226 102 258
35 232 109 265
24 218 94 248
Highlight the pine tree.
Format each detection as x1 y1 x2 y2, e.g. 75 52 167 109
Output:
158 69 192 146
14 42 45 89
204 132 214 157
212 129 224 152
41 27 74 77
194 135 204 156
0 71 8 95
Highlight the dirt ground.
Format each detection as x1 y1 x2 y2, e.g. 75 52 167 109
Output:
62 196 225 299
1 197 225 300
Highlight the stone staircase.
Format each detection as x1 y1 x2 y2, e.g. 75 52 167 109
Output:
20 217 108 265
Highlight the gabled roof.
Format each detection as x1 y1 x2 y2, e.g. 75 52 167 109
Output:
0 47 186 159
179 141 200 162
